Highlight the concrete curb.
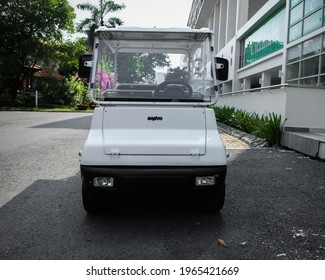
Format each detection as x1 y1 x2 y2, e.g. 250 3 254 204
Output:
217 122 269 148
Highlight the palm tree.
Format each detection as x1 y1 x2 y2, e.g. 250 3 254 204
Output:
77 0 125 48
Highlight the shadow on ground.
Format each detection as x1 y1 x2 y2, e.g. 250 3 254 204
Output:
1 149 325 260
30 115 92 130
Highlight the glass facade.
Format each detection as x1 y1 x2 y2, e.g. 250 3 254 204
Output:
286 32 325 85
289 0 325 43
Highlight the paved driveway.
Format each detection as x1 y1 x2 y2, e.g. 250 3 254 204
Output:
0 111 324 260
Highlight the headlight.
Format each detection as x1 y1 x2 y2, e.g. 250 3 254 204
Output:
195 176 216 186
93 177 114 187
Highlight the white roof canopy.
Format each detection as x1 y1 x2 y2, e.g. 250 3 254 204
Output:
95 27 212 54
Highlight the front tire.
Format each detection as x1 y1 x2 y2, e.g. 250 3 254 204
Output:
82 180 110 214
199 181 225 213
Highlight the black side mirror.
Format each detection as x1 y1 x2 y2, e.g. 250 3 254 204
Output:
214 57 228 81
78 55 93 79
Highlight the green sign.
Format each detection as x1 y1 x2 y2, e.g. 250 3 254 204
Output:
244 7 285 66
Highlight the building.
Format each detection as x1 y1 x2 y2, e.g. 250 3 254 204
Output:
188 0 325 159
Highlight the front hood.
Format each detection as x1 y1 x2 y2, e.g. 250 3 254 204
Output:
103 106 206 156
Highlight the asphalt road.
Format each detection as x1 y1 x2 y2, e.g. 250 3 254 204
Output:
0 111 325 260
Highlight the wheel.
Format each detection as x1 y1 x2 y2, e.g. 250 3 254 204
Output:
199 181 225 213
154 80 193 98
82 180 110 214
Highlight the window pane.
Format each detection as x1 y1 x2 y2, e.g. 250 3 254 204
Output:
301 77 318 85
304 0 323 15
301 56 320 77
290 0 302 8
288 44 301 62
302 36 321 58
290 3 303 25
287 62 300 80
288 21 302 42
303 9 322 35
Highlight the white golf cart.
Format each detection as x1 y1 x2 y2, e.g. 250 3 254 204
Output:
78 26 229 213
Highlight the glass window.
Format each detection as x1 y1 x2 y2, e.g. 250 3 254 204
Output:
287 62 300 80
301 77 318 84
288 44 301 62
289 21 302 42
303 9 323 35
302 36 321 58
301 56 320 77
290 0 302 8
290 3 303 25
304 0 323 15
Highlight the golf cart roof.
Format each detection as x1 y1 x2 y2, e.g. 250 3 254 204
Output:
95 26 213 53
95 26 213 37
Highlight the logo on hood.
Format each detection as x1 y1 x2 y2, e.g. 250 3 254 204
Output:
147 116 163 121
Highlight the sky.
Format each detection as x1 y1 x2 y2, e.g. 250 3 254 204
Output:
68 0 193 29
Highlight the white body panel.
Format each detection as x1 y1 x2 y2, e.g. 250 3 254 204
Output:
103 107 206 156
80 106 227 166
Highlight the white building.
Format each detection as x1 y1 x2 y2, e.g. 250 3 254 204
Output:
188 0 325 159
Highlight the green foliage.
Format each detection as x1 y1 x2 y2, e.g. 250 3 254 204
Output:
37 77 71 105
0 0 75 101
65 76 89 106
33 76 88 106
165 67 188 81
117 53 170 83
257 112 286 147
57 38 88 77
214 106 286 146
77 0 125 48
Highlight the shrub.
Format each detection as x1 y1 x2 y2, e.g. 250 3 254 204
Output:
214 106 286 147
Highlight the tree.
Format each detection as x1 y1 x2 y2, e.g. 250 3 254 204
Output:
56 38 88 77
0 0 75 101
165 66 188 81
116 53 170 83
77 0 125 48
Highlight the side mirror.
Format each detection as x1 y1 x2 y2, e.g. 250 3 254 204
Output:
215 57 228 81
78 55 93 79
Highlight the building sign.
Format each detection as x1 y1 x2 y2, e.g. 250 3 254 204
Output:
244 7 285 66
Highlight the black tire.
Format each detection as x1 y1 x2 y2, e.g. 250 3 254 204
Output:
199 181 225 213
82 181 110 214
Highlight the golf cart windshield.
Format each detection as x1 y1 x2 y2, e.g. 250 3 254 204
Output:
90 27 217 105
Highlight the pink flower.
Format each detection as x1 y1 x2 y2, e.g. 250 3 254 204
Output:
96 70 111 91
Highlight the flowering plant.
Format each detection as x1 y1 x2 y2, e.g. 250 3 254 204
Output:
95 70 115 92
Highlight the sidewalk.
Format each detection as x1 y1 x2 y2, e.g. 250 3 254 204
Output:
218 122 268 149
220 132 250 149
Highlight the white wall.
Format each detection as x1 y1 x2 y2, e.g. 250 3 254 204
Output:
217 88 287 117
216 86 325 130
285 88 325 129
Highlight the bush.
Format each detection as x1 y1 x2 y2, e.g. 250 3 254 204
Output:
214 106 286 146
37 77 71 106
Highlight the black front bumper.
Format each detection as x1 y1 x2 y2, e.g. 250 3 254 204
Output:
81 165 227 192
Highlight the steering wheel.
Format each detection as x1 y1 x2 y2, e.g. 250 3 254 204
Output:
154 80 193 97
